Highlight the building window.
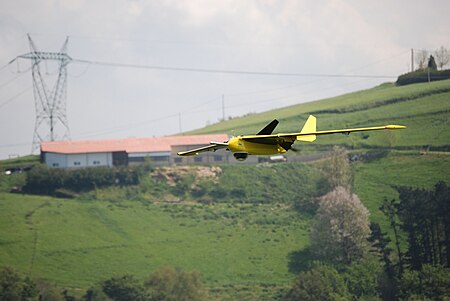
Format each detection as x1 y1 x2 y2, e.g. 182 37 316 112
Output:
151 156 170 162
128 157 145 163
52 163 59 167
74 161 81 166
93 160 101 165
174 157 182 163
194 157 203 162
214 155 222 161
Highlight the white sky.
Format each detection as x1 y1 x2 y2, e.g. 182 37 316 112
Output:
0 0 449 159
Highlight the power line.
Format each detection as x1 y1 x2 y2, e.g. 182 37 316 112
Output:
72 58 396 79
73 112 179 139
0 73 24 89
0 86 32 109
0 64 9 72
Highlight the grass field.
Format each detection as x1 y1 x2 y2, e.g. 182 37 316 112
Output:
0 192 310 291
352 152 450 225
189 80 450 149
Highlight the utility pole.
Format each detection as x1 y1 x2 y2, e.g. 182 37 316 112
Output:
18 34 72 152
411 48 414 72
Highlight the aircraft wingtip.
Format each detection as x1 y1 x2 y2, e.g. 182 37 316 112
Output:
385 125 407 129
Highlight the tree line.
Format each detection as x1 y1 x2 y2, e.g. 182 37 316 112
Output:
0 266 208 301
21 164 150 196
396 46 450 85
286 181 449 301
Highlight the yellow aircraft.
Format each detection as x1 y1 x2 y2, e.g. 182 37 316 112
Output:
177 115 406 161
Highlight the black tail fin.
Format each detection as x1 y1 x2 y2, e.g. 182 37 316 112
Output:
257 119 279 135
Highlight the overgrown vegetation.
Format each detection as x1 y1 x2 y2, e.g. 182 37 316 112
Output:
1 266 209 301
20 163 324 213
22 164 151 196
396 69 450 86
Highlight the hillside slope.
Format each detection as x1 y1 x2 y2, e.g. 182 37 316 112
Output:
0 163 319 293
1 81 449 300
188 80 450 150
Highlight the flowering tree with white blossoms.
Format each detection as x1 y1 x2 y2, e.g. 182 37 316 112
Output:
311 186 371 264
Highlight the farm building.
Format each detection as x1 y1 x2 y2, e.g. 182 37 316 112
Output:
40 134 258 168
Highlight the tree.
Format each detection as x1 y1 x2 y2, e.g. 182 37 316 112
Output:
322 146 352 190
35 280 65 301
368 222 399 300
144 267 208 301
343 258 383 300
102 275 147 301
399 264 450 301
369 222 393 274
428 55 437 70
396 182 449 270
285 262 351 301
0 267 37 301
83 286 111 301
311 187 371 264
435 46 450 70
434 181 450 268
415 50 429 70
379 198 404 275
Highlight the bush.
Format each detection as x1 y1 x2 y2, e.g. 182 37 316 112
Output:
23 164 139 196
102 275 147 301
208 185 228 199
22 164 66 195
343 259 382 299
399 265 450 301
285 262 351 301
0 267 38 301
95 268 209 301
144 267 208 301
396 69 450 86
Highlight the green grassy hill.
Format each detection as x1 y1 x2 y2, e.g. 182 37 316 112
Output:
189 80 450 150
0 193 309 288
1 80 449 300
0 163 321 300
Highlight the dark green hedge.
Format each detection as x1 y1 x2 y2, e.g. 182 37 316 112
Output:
23 164 141 195
396 69 450 86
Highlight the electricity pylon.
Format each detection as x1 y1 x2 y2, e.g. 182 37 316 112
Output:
18 34 72 152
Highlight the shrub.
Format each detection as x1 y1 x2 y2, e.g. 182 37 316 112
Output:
144 267 209 301
23 164 140 196
0 267 38 301
285 262 351 301
396 69 450 86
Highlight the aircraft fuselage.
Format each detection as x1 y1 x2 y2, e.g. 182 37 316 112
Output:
227 136 287 155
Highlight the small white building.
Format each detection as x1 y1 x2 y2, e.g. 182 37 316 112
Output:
40 134 258 168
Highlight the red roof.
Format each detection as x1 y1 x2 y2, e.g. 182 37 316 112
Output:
40 134 229 154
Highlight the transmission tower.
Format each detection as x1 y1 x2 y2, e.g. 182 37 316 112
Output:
18 34 72 152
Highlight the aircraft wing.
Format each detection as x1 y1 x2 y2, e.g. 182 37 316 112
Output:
241 125 406 144
177 142 228 156
299 124 406 137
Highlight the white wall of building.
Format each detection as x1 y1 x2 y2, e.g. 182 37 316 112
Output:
44 152 112 168
87 153 113 167
44 153 68 168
